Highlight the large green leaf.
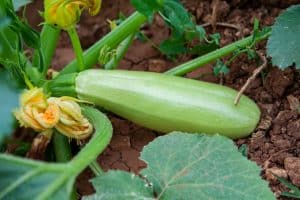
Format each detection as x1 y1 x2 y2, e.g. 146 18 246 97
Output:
130 0 162 19
161 0 194 37
0 156 75 200
0 106 113 200
86 132 275 200
85 171 154 200
267 4 300 69
0 69 21 144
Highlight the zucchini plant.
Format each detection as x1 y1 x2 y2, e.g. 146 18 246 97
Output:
1 0 298 199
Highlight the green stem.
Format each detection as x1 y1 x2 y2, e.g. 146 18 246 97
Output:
165 29 271 76
104 33 135 70
52 131 76 200
68 106 112 174
89 160 104 176
32 24 60 77
59 12 146 75
67 27 85 72
225 49 247 66
53 131 72 162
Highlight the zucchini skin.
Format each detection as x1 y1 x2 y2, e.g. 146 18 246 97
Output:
75 69 260 139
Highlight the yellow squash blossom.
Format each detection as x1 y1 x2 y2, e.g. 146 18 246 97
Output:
14 88 93 140
14 88 59 131
49 97 93 139
44 0 102 30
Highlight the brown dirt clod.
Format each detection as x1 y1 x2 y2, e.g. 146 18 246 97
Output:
284 157 300 187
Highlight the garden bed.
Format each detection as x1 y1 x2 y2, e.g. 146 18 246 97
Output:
8 0 300 199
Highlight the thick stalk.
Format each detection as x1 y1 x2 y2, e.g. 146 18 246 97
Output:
59 12 146 75
104 33 135 70
53 131 72 162
165 29 271 76
67 27 85 72
52 131 76 200
68 106 112 174
89 160 104 176
32 24 60 76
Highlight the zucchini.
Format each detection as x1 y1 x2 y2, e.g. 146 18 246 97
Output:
72 69 260 139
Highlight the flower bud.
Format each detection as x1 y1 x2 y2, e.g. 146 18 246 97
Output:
44 0 102 30
44 0 81 30
15 88 60 131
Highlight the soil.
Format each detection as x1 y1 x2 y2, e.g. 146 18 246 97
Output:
21 0 300 199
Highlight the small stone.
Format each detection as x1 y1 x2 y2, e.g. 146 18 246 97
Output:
148 59 167 73
258 103 279 117
274 111 298 126
265 167 287 182
287 119 300 139
273 139 291 149
287 95 300 111
265 68 294 98
284 157 300 187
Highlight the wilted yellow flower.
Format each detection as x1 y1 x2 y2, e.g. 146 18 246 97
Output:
20 87 47 108
15 88 59 131
44 0 102 30
15 88 93 140
49 97 93 139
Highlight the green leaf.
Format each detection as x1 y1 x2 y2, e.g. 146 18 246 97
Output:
161 0 194 37
196 25 206 41
238 144 248 157
209 33 221 46
246 48 258 60
267 4 300 69
0 69 21 144
0 17 11 30
0 106 113 200
0 154 76 200
0 27 18 61
85 171 154 200
130 0 162 19
159 38 187 57
86 132 275 200
141 133 274 199
281 192 300 199
12 20 40 49
275 175 300 199
213 59 229 76
1 0 40 51
189 42 219 56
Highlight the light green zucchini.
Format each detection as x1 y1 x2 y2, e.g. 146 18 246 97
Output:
73 69 260 139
